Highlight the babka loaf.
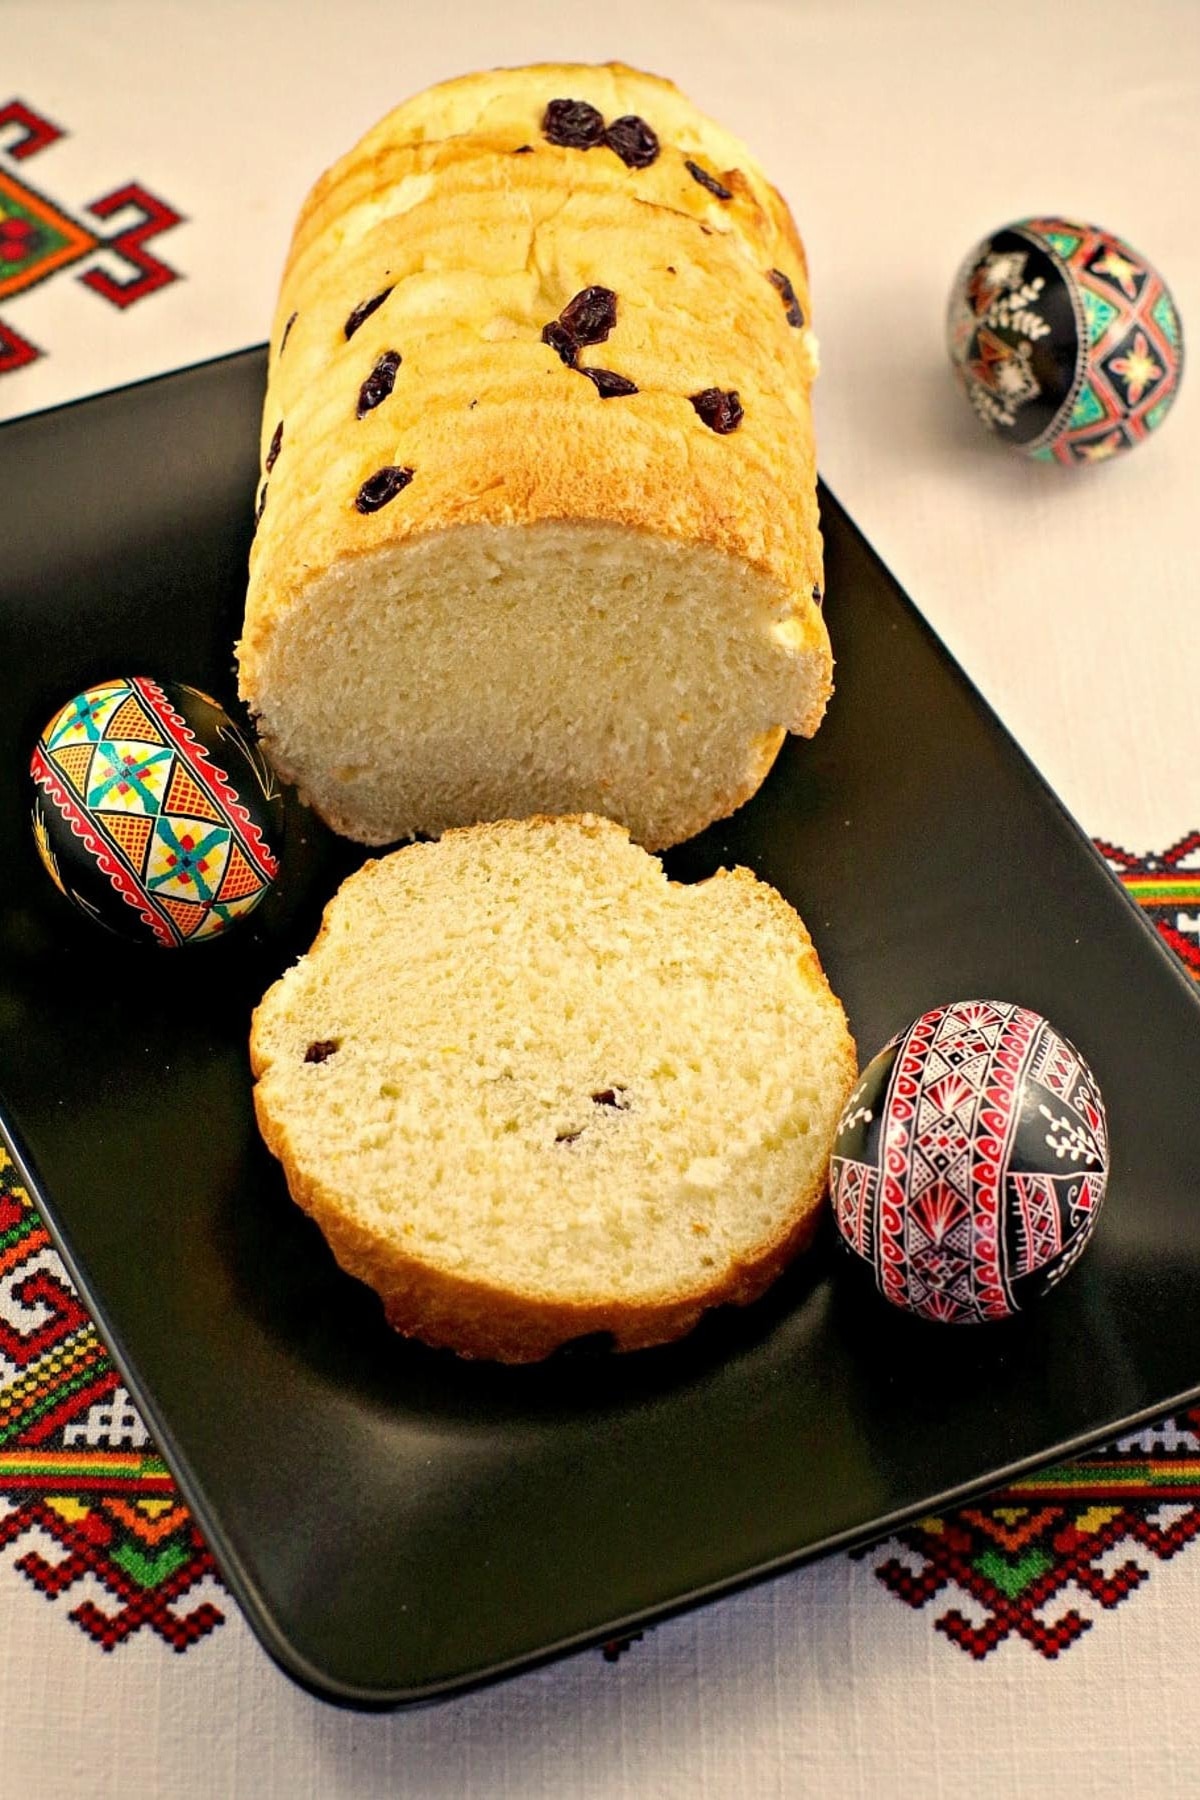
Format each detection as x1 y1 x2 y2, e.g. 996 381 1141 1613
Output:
238 63 830 850
250 815 857 1362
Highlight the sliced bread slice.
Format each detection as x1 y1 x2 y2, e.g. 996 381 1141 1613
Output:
250 814 856 1361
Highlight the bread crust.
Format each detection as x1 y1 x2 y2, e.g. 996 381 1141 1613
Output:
250 815 857 1362
282 61 811 296
254 1080 828 1362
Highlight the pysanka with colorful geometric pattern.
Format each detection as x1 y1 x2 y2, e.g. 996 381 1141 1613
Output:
830 1001 1109 1323
29 678 283 947
947 218 1183 464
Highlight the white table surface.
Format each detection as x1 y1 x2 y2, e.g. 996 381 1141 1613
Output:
2 2 1199 1794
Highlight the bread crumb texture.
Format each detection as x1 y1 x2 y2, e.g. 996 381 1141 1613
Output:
238 62 831 850
251 816 857 1361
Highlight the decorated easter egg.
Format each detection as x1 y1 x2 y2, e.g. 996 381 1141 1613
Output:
830 1001 1108 1323
29 677 283 947
947 218 1183 465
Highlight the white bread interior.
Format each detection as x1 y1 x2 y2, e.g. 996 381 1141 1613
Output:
254 520 825 849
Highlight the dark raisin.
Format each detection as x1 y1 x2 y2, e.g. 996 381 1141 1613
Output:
591 1088 628 1108
685 159 732 201
265 420 283 472
768 267 804 328
305 1039 339 1064
604 114 659 168
542 98 606 149
555 1128 583 1145
541 319 578 366
513 143 534 154
689 387 743 433
560 285 617 346
355 465 414 512
469 398 478 409
279 310 298 355
578 367 638 398
253 481 268 530
811 583 823 608
667 265 676 274
343 286 394 340
356 349 402 418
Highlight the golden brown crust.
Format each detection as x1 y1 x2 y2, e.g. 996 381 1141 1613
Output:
280 62 810 296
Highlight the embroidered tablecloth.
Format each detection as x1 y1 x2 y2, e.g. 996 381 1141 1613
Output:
2 2 1199 1795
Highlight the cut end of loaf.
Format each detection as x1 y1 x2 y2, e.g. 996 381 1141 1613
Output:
250 815 857 1361
240 520 831 850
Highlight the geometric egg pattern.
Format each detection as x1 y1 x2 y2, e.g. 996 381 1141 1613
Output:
830 1000 1109 1324
29 677 282 947
947 216 1183 465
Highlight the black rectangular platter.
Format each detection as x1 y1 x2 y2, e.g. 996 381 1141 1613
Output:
2 349 1199 1706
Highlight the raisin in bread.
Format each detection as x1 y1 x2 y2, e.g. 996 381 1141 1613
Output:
238 62 830 851
250 815 856 1363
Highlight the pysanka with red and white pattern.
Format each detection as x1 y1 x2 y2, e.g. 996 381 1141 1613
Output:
830 1000 1109 1323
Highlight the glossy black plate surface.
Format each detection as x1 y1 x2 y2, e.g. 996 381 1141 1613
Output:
2 350 1199 1706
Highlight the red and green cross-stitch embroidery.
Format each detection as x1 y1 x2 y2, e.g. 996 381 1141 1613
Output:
1096 830 1200 983
0 98 183 376
0 837 1197 1657
0 1158 222 1650
859 1408 1200 1658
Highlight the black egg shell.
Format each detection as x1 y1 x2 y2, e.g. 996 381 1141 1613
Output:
29 676 283 948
